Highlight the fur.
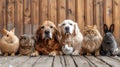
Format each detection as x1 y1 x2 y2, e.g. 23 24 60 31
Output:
58 20 83 55
19 34 35 56
32 21 62 56
80 25 102 56
0 28 19 56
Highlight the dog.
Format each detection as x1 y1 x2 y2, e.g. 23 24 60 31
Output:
58 20 83 55
31 21 62 56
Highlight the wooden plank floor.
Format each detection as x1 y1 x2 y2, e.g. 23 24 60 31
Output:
0 56 120 67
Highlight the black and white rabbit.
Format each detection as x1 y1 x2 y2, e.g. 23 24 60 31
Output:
100 24 118 56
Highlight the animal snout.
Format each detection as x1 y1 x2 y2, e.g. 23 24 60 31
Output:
65 27 69 33
45 30 50 35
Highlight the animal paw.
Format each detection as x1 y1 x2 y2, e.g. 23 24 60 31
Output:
4 53 8 56
72 50 79 55
11 53 15 56
49 51 57 56
30 51 39 57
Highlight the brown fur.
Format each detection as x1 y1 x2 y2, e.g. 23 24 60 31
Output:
34 21 62 56
80 25 102 56
19 34 35 56
0 28 19 56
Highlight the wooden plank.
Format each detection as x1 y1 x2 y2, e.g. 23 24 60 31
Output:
76 0 85 32
31 0 39 35
64 56 76 67
39 0 48 25
98 56 120 67
48 0 57 25
33 56 53 67
0 0 4 38
72 56 90 67
113 0 120 40
103 0 113 26
7 0 15 30
3 0 7 29
57 0 66 24
59 56 65 67
18 56 40 67
15 0 24 37
1 56 29 67
99 0 104 35
81 56 96 67
53 56 63 67
0 56 14 65
86 56 109 67
23 0 32 34
84 0 94 25
93 0 102 33
66 0 76 21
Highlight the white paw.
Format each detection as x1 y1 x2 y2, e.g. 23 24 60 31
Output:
49 51 57 56
72 50 79 55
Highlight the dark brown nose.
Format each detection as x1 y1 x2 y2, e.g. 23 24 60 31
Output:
45 30 50 35
65 27 69 33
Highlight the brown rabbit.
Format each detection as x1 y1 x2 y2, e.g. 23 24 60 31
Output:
0 28 19 56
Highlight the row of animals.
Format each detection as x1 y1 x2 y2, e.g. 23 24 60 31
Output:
0 20 119 56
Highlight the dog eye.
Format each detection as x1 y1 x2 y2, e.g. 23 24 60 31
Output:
62 23 65 26
50 26 53 28
41 26 44 29
69 23 72 25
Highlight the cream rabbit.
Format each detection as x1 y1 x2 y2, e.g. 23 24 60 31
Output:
0 28 19 56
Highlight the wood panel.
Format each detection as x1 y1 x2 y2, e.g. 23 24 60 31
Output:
0 0 120 43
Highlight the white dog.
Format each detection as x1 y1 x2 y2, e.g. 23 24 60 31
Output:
58 20 83 55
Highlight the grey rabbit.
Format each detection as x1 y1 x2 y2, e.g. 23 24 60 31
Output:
19 34 35 56
100 24 118 56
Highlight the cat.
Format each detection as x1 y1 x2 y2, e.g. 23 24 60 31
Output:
80 25 102 56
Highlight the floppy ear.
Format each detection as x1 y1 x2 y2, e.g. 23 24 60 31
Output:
109 24 114 33
74 23 80 36
36 27 42 43
1 28 8 35
103 24 108 33
54 27 61 43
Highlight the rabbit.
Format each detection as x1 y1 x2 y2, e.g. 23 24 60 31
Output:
19 34 35 56
100 24 118 56
62 44 74 55
0 28 19 56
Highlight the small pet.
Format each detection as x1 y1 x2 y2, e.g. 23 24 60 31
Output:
58 20 83 55
80 25 102 56
0 28 19 56
100 24 118 56
19 34 35 56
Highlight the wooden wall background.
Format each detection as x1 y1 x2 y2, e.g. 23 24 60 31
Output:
0 0 120 42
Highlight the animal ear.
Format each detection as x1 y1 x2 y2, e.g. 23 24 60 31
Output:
74 23 80 36
20 35 24 40
1 28 8 35
93 25 97 29
103 24 108 33
10 28 15 33
36 27 42 42
54 28 61 43
109 24 114 33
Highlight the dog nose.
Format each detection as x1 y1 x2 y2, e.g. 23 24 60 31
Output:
65 27 69 30
45 30 50 34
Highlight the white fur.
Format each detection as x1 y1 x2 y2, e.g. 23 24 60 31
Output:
59 20 83 55
62 44 74 54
